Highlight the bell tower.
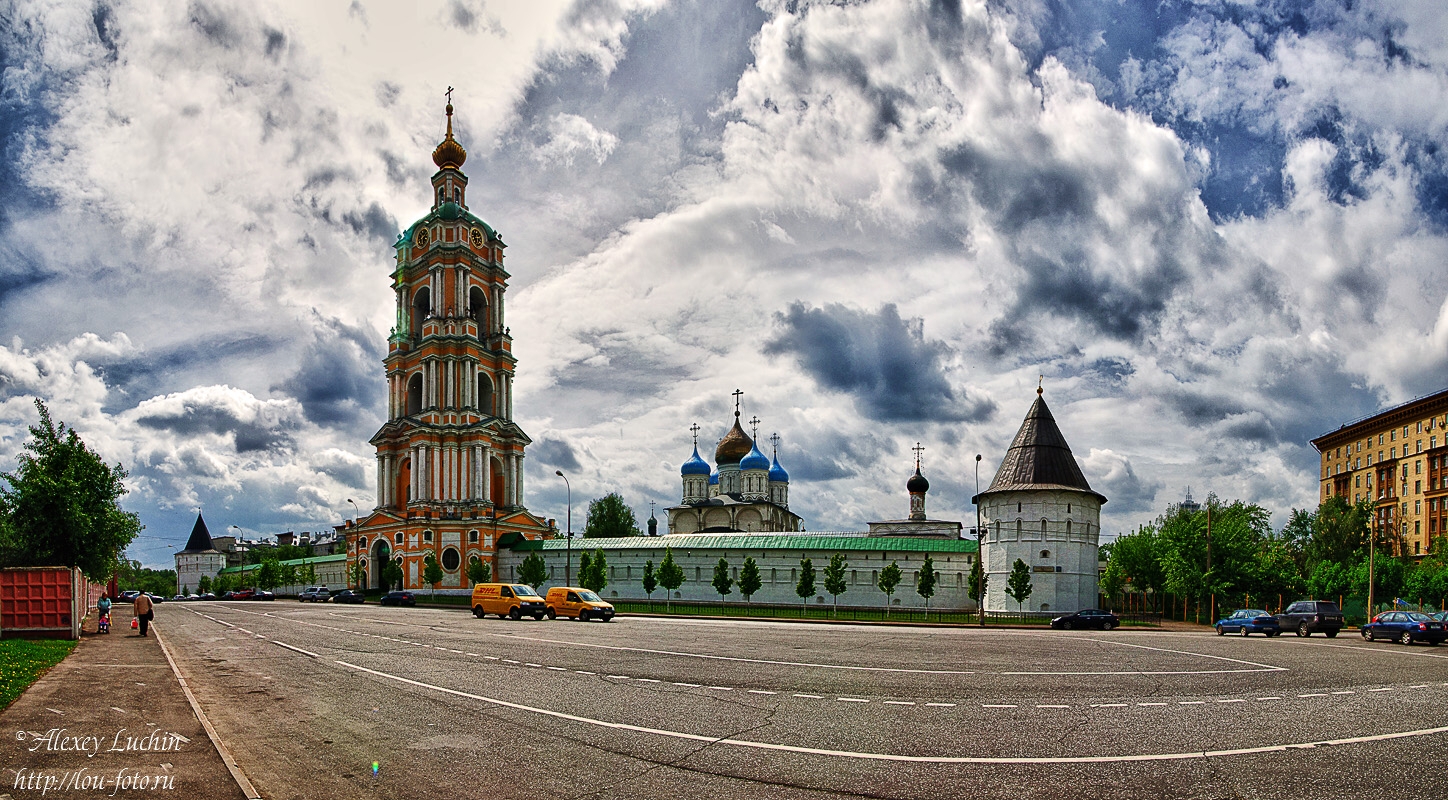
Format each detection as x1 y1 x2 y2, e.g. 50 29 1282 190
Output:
346 96 553 593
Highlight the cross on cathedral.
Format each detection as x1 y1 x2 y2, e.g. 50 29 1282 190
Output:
731 388 744 417
689 422 700 447
769 432 781 457
749 416 761 439
446 86 454 104
912 441 924 470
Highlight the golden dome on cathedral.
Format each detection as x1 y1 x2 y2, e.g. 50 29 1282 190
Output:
432 103 467 170
715 415 754 465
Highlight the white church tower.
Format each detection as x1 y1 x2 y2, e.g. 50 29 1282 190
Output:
973 387 1105 614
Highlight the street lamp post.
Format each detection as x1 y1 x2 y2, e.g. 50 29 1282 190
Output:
556 470 572 585
346 498 359 520
975 453 984 627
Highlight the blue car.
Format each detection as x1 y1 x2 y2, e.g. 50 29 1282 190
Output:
1214 609 1281 637
1360 611 1446 645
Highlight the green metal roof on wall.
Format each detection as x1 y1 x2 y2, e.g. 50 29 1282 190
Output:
218 553 347 574
511 535 978 554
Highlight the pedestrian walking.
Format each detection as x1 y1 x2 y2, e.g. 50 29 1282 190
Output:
97 593 112 634
133 592 154 637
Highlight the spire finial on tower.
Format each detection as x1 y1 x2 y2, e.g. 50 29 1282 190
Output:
1037 374 1044 396
748 415 761 439
912 441 924 471
731 388 743 418
432 89 467 170
689 422 700 448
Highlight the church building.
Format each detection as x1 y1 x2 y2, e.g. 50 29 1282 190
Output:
342 100 554 592
668 395 802 534
174 513 225 595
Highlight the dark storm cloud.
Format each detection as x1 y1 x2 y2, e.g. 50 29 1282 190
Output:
1013 250 1184 341
135 401 294 453
274 316 383 428
94 334 285 408
531 438 581 471
187 1 241 49
443 0 503 36
764 302 994 423
341 202 398 246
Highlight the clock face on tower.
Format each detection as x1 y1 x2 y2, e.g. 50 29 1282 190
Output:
470 228 483 248
416 229 429 248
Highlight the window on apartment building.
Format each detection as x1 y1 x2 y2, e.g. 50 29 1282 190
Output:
1403 425 1409 438
1418 440 1424 454
1415 540 1421 555
1379 434 1385 445
1417 480 1423 494
1391 447 1397 459
1390 430 1396 442
1417 460 1423 475
1355 476 1361 488
1418 421 1424 433
1416 500 1422 514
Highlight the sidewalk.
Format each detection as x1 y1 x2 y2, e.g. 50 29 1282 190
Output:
0 608 248 799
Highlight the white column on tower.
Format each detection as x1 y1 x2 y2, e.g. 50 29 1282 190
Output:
481 444 492 503
410 445 420 501
515 453 525 507
376 455 384 510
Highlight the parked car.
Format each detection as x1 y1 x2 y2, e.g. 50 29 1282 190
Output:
250 590 275 601
146 593 166 604
545 587 615 622
470 583 546 620
184 594 200 601
1049 609 1120 630
299 586 331 603
1360 611 1446 645
226 589 255 601
330 590 366 604
380 591 416 607
196 593 217 601
119 590 141 602
1214 609 1281 637
1275 600 1344 637
171 594 187 602
1429 611 1448 625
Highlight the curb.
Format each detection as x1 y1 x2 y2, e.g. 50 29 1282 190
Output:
154 628 263 800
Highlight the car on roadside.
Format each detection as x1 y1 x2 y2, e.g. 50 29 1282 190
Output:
330 589 366 604
1275 600 1343 637
1430 611 1448 625
299 586 331 603
226 589 255 601
146 593 166 604
171 594 186 602
470 583 546 620
1049 609 1120 630
119 590 141 602
380 590 416 607
196 593 217 601
1360 611 1446 645
1214 609 1281 637
250 590 275 601
545 587 615 622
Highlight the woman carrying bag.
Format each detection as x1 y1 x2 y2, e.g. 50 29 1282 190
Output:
133 592 154 637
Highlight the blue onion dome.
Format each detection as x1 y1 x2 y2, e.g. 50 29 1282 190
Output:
681 446 711 476
708 468 719 486
741 441 770 471
769 454 789 483
907 466 930 493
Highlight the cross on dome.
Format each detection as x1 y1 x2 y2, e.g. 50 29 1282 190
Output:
912 441 924 470
749 415 761 439
731 388 743 417
689 422 700 447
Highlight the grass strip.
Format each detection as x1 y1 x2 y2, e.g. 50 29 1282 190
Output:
0 639 77 711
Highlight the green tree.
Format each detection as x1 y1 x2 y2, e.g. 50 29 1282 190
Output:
916 554 937 612
180 584 189 596
641 559 658 600
348 560 366 590
1098 558 1124 609
197 575 211 594
581 549 608 592
278 562 299 593
1110 527 1164 610
822 552 848 615
211 572 231 595
969 558 987 619
381 560 403 592
578 551 593 588
467 557 492 585
738 556 762 602
256 558 282 591
711 558 734 603
795 557 816 613
518 552 548 589
877 561 902 617
583 493 640 538
298 562 318 588
0 400 143 579
1005 559 1033 613
423 553 444 597
659 548 684 610
1307 496 1373 570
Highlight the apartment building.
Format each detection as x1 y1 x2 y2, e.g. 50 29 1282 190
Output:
1311 388 1448 556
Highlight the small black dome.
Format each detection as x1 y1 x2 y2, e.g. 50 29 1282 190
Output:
907 467 929 493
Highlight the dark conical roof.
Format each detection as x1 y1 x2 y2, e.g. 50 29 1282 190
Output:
178 513 220 553
975 390 1106 504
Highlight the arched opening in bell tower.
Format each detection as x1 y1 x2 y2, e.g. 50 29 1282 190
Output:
406 374 423 416
469 286 488 333
397 458 411 505
412 287 431 338
478 373 495 417
491 456 506 507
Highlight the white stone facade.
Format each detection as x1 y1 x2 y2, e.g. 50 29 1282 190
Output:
175 550 226 595
980 489 1100 613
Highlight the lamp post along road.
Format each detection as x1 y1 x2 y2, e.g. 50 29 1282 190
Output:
556 470 572 585
975 453 984 627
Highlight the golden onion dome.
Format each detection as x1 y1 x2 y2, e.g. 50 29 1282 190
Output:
432 103 467 170
714 416 753 465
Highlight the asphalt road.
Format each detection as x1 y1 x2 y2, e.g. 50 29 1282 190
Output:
157 602 1448 799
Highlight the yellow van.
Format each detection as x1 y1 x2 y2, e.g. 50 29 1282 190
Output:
545 587 616 622
471 583 547 620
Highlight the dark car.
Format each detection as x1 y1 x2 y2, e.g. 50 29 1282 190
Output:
196 593 217 601
119 590 141 602
380 591 416 607
1360 611 1446 645
330 590 366 604
1050 609 1120 630
250 590 275 601
1276 600 1343 637
1429 611 1448 625
1214 609 1281 637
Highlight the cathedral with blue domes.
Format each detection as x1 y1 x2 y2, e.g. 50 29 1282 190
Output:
668 395 803 534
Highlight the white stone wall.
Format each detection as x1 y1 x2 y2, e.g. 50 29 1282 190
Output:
980 489 1100 613
175 552 226 595
496 543 980 609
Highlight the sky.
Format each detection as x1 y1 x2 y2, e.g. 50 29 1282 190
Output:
2 0 1446 568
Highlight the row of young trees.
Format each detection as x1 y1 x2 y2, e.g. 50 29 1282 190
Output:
201 557 322 595
1100 494 1448 620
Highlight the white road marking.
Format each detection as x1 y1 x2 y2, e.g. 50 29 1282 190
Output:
502 659 519 664
838 698 869 703
999 637 1286 675
1331 691 1354 695
1216 699 1245 704
272 640 320 659
748 690 776 695
1091 703 1127 708
1179 701 1205 705
607 675 630 679
1410 684 1429 688
794 694 822 699
1368 688 1393 692
709 686 733 691
575 671 596 675
1137 702 1166 707
672 682 701 688
636 678 660 684
883 701 915 706
1256 697 1281 701
526 663 543 668
546 666 566 671
484 656 498 660
983 704 1016 708
1298 694 1328 698
925 703 955 708
466 653 480 657
1036 704 1069 709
